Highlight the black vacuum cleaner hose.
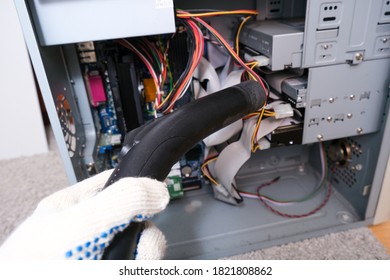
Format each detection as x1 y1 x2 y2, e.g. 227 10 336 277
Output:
102 80 267 259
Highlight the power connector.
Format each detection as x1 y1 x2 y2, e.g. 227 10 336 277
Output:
273 103 294 119
244 53 270 67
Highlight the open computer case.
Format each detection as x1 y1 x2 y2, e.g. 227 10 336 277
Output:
14 0 390 259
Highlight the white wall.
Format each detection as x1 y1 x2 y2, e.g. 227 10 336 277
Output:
0 0 48 159
374 155 390 224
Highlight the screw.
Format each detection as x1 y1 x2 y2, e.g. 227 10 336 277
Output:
355 164 363 171
347 113 353 119
317 134 324 141
329 97 335 103
356 128 363 134
327 116 333 122
323 44 329 50
382 38 388 43
349 94 355 100
355 52 363 61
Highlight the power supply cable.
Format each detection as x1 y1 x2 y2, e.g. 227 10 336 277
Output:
176 10 258 18
201 156 219 186
156 18 204 114
235 15 255 56
177 11 271 153
176 10 267 95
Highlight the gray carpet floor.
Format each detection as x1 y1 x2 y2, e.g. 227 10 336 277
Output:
0 127 389 259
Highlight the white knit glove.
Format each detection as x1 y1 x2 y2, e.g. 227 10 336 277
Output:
0 170 169 260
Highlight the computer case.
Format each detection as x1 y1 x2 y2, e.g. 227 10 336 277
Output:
14 0 390 259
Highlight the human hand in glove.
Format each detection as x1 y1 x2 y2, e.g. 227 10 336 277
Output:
0 170 169 260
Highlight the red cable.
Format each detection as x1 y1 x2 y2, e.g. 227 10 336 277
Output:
256 179 333 219
163 19 204 113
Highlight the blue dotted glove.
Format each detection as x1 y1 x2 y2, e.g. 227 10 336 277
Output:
0 170 169 260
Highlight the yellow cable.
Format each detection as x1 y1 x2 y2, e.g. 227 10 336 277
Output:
177 10 258 18
244 60 259 81
246 61 258 67
251 108 266 153
201 158 219 185
235 15 253 55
